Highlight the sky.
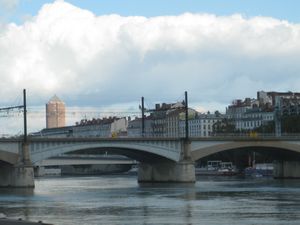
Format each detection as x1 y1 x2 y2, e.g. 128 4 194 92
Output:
1 0 300 134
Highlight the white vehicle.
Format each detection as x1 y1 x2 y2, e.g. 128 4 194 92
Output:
207 160 222 171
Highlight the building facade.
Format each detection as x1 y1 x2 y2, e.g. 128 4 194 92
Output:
127 102 212 138
179 112 224 137
46 95 66 128
225 91 300 133
37 117 127 138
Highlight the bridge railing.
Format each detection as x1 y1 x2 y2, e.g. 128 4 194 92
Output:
2 132 300 142
209 132 300 139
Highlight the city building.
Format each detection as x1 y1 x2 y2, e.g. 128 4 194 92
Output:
238 108 274 131
127 117 154 137
38 91 300 138
226 95 274 132
128 102 202 137
74 117 128 137
225 91 300 132
152 102 196 137
259 91 300 107
46 95 66 128
128 102 185 137
179 111 224 137
35 117 128 138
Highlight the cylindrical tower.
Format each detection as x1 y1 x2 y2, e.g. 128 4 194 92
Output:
46 95 66 128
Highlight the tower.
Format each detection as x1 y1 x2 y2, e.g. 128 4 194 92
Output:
46 95 66 128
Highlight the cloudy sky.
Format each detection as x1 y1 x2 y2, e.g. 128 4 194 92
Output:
1 0 300 134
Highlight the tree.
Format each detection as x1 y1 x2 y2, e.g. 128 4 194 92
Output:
253 121 275 134
281 115 300 133
213 118 236 134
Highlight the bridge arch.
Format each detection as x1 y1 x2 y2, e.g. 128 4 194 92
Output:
30 140 181 164
191 141 300 161
0 149 19 165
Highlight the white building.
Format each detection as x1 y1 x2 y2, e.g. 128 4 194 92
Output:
238 109 274 131
225 93 276 132
179 112 224 137
127 117 153 137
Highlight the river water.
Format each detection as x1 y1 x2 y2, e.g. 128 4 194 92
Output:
1 175 300 225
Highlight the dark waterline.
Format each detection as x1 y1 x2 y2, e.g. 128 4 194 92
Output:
1 175 300 225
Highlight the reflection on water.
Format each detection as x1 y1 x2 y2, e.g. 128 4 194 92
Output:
0 188 34 196
1 175 300 225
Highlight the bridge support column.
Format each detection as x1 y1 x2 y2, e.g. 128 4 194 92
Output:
138 160 195 183
0 142 35 188
138 139 195 183
0 164 34 188
274 161 300 179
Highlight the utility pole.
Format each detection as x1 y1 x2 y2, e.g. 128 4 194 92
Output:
0 90 25 139
141 96 145 137
23 89 27 143
0 89 30 165
185 91 189 140
274 96 282 137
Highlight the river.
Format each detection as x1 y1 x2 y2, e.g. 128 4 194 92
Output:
1 175 300 225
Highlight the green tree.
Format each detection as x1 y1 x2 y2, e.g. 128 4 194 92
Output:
281 115 300 133
253 121 275 134
213 118 236 134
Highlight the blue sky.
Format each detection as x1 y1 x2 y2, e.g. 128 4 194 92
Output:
5 0 300 24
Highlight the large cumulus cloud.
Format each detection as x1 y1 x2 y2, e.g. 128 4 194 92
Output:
1 0 300 110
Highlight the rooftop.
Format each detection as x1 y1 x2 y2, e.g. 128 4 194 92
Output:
48 95 64 103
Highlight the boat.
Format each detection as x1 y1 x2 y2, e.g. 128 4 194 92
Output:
244 163 273 177
195 160 238 176
218 162 238 175
127 165 138 175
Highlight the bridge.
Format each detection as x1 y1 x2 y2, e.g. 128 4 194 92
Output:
1 136 300 187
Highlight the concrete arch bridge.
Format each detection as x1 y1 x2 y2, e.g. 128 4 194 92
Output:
1 136 300 187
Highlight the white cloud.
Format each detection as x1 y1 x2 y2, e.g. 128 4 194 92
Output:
1 0 300 119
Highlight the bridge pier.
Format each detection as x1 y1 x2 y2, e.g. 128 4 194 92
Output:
274 161 300 179
137 160 195 183
0 143 34 188
0 164 34 188
138 139 195 183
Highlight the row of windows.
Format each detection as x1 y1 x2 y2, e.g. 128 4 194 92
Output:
189 119 218 124
237 121 262 128
187 124 211 129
